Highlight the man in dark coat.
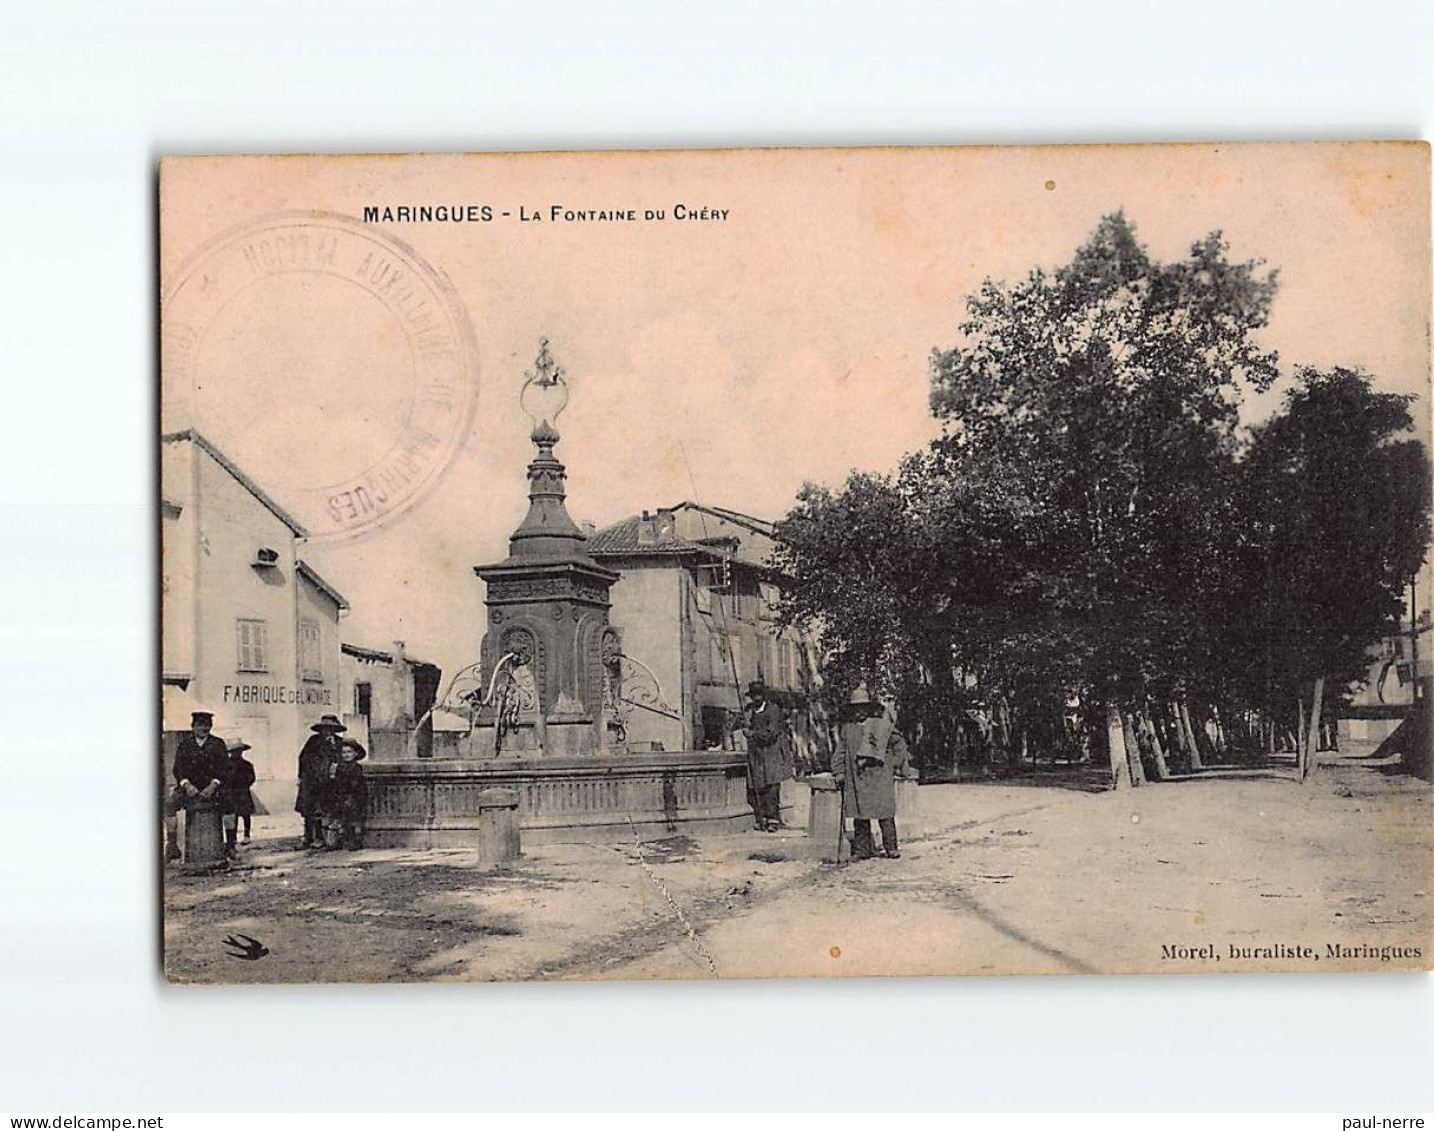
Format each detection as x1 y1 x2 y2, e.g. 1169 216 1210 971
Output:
744 681 792 831
296 715 346 848
164 710 228 863
833 685 914 859
219 737 258 856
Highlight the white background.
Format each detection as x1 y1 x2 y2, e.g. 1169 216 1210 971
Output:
1 0 1431 1113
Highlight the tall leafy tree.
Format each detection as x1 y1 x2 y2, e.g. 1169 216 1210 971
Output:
771 455 1014 776
774 213 1428 791
1240 367 1431 780
928 213 1280 786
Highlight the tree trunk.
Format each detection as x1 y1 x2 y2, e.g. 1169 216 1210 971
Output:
1166 710 1184 763
1191 703 1218 766
1120 709 1148 785
994 697 1012 770
1167 702 1188 761
1301 677 1325 783
1107 702 1135 789
1178 701 1205 772
927 658 961 778
1141 708 1170 780
1296 696 1307 776
1210 705 1228 755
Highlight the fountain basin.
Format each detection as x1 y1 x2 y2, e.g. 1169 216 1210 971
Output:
364 750 783 846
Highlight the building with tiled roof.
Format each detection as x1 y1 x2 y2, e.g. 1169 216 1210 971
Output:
586 502 829 763
160 430 349 810
339 641 442 760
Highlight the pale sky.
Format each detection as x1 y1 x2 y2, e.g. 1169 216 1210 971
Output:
161 143 1431 684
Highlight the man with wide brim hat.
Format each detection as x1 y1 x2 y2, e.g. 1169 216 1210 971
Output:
833 683 914 859
296 715 345 847
743 680 792 832
163 710 228 863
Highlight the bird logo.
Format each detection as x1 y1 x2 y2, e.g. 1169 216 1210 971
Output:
222 933 269 961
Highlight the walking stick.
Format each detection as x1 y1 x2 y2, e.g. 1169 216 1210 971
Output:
836 727 864 863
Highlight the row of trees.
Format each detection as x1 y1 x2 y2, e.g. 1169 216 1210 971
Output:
772 213 1430 786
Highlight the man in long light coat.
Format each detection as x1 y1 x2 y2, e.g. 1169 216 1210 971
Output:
833 685 914 859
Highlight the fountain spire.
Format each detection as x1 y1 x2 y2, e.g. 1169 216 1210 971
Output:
473 338 622 758
506 338 591 563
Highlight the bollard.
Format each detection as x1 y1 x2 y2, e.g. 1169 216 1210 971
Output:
895 777 922 840
477 787 522 863
806 773 848 863
781 776 811 830
183 800 225 867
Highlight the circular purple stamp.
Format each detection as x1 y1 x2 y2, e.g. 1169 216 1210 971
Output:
162 210 480 541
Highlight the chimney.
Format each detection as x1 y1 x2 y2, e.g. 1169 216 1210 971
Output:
580 519 596 537
637 509 657 545
656 507 676 540
391 640 413 725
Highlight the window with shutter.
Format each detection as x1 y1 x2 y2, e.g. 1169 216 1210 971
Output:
236 619 268 673
300 619 322 681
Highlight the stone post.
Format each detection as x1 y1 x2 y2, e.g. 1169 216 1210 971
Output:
780 776 811 830
183 800 225 867
477 787 522 863
806 773 848 863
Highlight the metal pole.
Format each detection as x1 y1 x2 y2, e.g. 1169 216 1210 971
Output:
1411 575 1420 707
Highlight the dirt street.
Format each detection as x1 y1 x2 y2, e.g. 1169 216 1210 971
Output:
163 755 1432 983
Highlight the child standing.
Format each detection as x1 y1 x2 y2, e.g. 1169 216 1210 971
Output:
324 738 369 850
220 738 258 854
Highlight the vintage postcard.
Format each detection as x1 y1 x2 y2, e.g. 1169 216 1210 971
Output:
159 143 1432 983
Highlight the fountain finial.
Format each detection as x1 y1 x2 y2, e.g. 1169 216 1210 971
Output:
520 337 570 442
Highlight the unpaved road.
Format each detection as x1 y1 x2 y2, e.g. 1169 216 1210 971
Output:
164 757 1431 983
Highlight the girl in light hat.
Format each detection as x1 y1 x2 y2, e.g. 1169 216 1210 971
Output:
220 738 258 856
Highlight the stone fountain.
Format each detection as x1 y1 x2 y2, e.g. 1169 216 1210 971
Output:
362 340 753 846
466 338 624 759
